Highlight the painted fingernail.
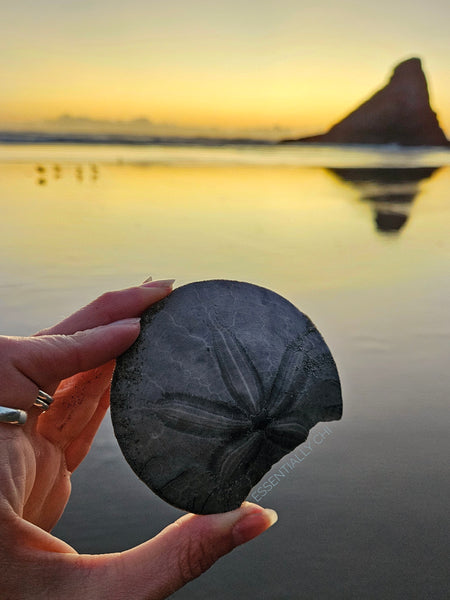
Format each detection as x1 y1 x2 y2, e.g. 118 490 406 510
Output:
140 279 175 289
232 508 278 546
107 317 141 327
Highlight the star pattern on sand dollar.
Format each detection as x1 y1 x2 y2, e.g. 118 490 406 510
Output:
149 319 329 484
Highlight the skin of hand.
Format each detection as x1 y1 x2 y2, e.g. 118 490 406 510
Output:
0 280 278 600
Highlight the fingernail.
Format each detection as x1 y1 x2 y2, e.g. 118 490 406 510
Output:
142 275 153 283
140 279 175 289
232 507 278 546
107 317 141 327
207 502 261 533
263 508 278 527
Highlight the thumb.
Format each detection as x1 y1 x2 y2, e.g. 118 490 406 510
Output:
4 318 141 407
101 503 278 600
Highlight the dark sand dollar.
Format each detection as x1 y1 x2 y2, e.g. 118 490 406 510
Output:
111 280 342 514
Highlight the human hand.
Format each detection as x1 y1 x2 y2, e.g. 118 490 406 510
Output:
0 280 277 600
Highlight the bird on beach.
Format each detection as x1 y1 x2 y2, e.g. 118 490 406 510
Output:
90 164 99 180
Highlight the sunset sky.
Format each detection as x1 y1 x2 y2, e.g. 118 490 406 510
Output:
1 0 449 138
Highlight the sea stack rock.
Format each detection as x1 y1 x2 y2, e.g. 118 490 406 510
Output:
283 57 449 147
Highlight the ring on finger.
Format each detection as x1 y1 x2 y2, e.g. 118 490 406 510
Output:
33 389 54 411
0 406 28 425
0 389 55 426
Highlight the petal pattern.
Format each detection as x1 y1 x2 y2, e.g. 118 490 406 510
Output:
213 431 264 483
267 335 310 417
147 324 338 499
265 418 309 450
152 392 249 438
211 320 264 414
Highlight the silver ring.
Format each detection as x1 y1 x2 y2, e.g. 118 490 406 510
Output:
34 390 54 411
0 406 28 425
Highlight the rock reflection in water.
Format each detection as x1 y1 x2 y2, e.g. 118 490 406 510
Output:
328 167 440 234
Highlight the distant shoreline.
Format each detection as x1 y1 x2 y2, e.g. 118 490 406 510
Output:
0 131 274 147
2 131 450 152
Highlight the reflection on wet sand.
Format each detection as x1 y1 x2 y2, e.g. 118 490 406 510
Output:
328 167 440 234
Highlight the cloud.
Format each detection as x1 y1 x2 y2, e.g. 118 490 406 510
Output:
44 114 155 133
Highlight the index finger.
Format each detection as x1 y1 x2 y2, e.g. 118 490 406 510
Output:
36 280 175 336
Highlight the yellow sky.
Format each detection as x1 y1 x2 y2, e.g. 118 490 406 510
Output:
1 0 449 137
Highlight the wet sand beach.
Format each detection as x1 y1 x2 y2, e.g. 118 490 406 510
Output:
1 143 449 599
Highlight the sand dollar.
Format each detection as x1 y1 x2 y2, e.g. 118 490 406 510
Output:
110 280 342 514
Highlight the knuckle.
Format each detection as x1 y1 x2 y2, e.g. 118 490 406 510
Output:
90 289 136 325
63 332 88 372
34 333 85 378
175 536 216 584
0 335 21 354
91 291 116 317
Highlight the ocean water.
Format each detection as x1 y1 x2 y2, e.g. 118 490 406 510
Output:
1 143 449 599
